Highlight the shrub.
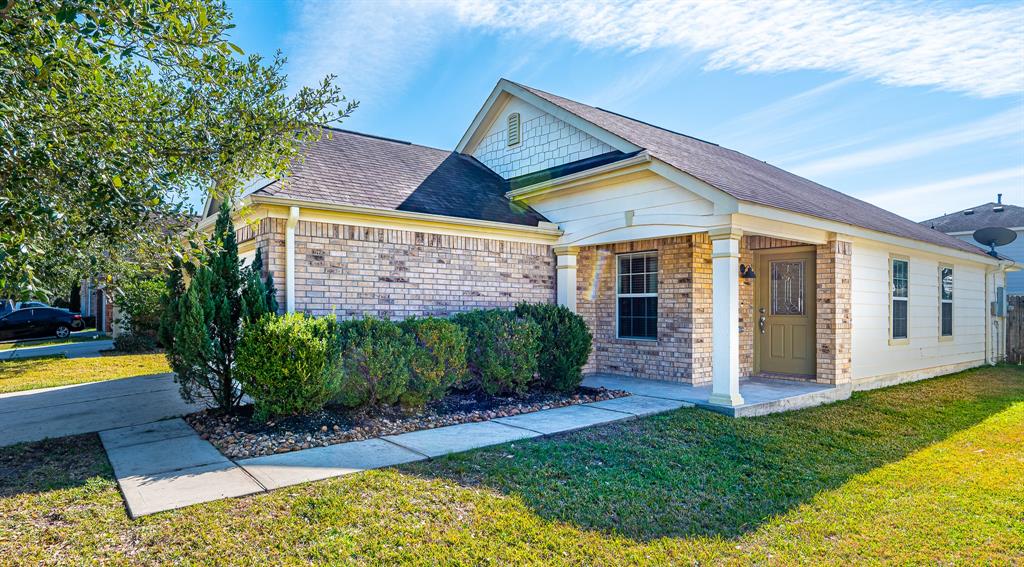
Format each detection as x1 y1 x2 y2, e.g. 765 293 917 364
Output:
235 313 341 421
452 309 540 396
515 302 592 392
399 317 468 407
334 316 415 408
118 278 166 340
112 332 158 353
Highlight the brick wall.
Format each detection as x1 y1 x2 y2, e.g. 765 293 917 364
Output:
575 234 713 384
816 239 853 384
248 219 555 319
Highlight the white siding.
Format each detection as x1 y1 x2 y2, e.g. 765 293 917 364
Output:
526 171 722 245
954 230 1024 295
851 239 988 384
471 97 615 179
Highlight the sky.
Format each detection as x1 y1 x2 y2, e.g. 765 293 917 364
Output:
221 0 1024 222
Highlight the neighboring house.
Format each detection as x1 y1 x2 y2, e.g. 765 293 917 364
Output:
200 79 1013 409
922 197 1024 296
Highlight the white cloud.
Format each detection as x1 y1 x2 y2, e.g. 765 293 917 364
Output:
453 0 1024 98
790 108 1023 177
863 167 1024 221
284 0 453 110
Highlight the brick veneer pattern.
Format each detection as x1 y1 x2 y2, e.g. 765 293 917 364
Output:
249 219 555 319
815 239 853 384
575 234 713 384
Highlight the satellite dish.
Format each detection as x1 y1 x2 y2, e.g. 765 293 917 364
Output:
973 226 1017 257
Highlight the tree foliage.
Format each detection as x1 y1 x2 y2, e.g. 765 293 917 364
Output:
0 0 355 299
161 201 275 411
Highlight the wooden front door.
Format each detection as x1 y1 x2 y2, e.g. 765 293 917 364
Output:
756 249 816 376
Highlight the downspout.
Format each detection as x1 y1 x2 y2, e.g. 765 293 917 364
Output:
285 206 300 313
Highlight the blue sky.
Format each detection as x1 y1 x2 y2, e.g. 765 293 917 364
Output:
221 0 1024 222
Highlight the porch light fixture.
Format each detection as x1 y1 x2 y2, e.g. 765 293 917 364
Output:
739 264 756 279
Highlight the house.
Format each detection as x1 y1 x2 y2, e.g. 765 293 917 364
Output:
922 196 1024 296
201 79 1014 409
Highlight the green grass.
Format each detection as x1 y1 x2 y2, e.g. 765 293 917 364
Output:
0 365 1021 565
0 353 171 393
0 334 101 351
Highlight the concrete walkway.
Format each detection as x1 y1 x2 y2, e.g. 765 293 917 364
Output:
0 373 201 446
583 374 851 417
102 394 692 517
1 338 113 360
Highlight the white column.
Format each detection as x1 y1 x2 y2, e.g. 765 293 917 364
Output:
709 228 744 407
553 246 579 312
285 206 299 313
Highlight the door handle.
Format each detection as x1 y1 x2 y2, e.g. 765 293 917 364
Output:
758 307 766 334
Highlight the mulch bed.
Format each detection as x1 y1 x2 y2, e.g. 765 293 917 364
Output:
186 386 629 459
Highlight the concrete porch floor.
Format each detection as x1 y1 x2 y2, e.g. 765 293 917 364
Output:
582 374 852 417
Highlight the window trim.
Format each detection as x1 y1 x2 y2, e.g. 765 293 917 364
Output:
939 263 954 341
615 251 658 341
889 255 910 345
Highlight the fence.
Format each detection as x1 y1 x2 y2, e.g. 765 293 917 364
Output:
1008 295 1023 364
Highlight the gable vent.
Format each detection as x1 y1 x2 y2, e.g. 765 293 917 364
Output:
507 112 521 146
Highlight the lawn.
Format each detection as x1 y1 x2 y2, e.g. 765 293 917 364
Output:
0 334 100 351
0 353 171 393
0 365 1021 565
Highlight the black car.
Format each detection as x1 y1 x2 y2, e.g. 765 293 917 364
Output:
0 308 83 340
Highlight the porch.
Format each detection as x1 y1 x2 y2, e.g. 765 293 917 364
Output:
583 373 852 418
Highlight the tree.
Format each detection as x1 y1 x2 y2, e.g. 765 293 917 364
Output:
163 201 268 411
0 0 356 299
240 247 278 323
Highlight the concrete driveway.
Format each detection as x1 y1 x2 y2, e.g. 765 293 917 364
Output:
0 373 202 447
1 338 113 361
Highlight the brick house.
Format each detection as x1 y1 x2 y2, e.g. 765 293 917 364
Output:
200 79 1014 409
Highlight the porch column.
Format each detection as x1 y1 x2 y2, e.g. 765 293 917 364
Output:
709 228 744 406
553 245 579 312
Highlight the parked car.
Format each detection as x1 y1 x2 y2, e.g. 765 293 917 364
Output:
0 308 83 340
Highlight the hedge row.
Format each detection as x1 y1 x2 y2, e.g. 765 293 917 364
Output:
234 303 593 421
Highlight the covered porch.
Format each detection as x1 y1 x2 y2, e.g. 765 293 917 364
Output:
583 373 851 418
555 223 854 415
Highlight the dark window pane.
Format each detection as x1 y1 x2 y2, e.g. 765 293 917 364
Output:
618 297 657 339
647 272 658 294
619 297 632 317
941 303 953 336
619 274 630 294
892 300 908 339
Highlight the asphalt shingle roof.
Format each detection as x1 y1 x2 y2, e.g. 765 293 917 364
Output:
921 202 1024 233
253 128 547 227
512 82 988 257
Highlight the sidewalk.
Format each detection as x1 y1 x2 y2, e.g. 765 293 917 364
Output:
101 394 691 517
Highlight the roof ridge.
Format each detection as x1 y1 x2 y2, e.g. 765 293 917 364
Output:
322 126 454 155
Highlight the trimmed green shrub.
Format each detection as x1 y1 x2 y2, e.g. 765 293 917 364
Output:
334 316 415 408
452 309 540 396
399 317 468 407
515 302 593 392
112 332 158 353
118 278 166 341
235 313 341 421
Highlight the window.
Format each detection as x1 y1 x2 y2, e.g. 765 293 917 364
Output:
617 252 658 340
891 258 909 340
506 112 521 146
770 260 805 315
940 265 953 338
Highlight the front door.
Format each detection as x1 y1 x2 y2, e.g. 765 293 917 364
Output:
756 250 816 376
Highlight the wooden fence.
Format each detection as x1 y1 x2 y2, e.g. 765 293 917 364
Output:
1008 295 1024 364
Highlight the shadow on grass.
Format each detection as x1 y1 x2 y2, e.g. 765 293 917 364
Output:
0 434 112 498
400 365 1024 542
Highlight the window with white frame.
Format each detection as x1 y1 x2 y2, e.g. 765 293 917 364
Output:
617 252 658 340
891 258 909 340
940 265 953 337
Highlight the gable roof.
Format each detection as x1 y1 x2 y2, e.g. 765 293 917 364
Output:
921 202 1024 233
506 81 987 257
252 128 547 227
